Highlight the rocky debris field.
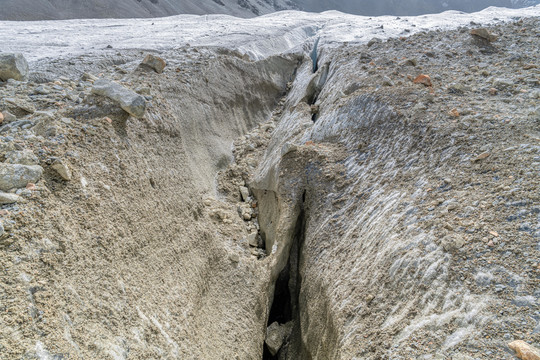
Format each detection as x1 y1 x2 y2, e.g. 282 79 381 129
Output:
0 11 538 360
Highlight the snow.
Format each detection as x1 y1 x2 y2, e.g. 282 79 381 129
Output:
0 5 538 63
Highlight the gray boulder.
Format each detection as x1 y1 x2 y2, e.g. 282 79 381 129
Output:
5 150 39 166
0 191 21 204
0 53 29 82
0 163 43 191
91 79 146 118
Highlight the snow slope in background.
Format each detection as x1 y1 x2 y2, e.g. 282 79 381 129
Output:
0 5 539 64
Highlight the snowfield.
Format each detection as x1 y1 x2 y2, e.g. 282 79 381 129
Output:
0 6 539 63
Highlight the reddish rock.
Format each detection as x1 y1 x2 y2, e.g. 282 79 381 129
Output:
413 74 432 87
509 340 540 360
141 54 167 74
0 112 4 124
449 108 460 117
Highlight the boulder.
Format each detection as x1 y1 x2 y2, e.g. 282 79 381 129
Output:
0 163 43 191
0 53 29 82
92 79 146 118
509 340 540 360
141 54 167 74
5 150 39 166
0 191 21 204
265 322 293 356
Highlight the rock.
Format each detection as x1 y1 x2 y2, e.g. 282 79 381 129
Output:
51 160 72 181
5 150 39 166
508 340 540 360
493 78 513 90
0 191 20 204
470 28 498 42
0 222 4 237
2 111 16 123
401 58 417 66
472 152 490 162
4 98 35 114
0 53 29 82
81 72 98 82
413 74 432 87
0 112 3 124
382 76 394 86
239 186 250 202
441 234 465 252
229 253 240 263
141 54 167 74
0 163 43 191
247 232 258 247
92 79 146 118
265 322 293 356
367 38 382 47
449 108 460 117
34 85 51 95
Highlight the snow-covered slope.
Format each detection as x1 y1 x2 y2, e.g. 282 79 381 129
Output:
1 5 539 63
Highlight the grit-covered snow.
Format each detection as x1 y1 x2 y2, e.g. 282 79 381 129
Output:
0 5 538 63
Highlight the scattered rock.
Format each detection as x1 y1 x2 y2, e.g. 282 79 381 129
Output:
509 340 540 360
265 322 293 356
1 111 16 123
229 253 240 263
401 58 418 66
367 38 382 47
0 191 21 204
0 163 43 191
247 232 258 247
4 98 35 114
92 79 146 118
470 28 498 42
5 150 39 166
240 186 250 202
140 54 167 74
0 53 29 82
382 76 394 86
472 152 490 162
493 78 513 90
413 74 432 87
81 72 98 82
51 160 72 181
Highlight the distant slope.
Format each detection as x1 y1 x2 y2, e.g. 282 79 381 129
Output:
0 0 298 20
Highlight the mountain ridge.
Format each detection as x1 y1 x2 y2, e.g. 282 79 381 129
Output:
0 0 538 20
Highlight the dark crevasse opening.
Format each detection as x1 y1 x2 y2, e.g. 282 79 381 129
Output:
263 206 305 359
